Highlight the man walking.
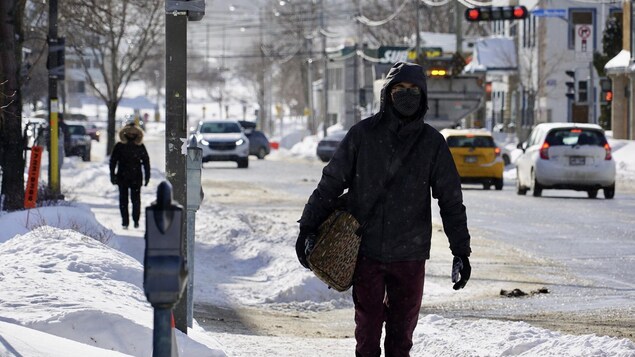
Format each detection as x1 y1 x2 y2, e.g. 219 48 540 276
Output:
296 61 472 356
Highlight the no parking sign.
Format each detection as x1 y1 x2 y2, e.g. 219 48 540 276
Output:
575 24 593 61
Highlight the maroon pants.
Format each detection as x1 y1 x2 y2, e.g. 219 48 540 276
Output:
353 255 426 357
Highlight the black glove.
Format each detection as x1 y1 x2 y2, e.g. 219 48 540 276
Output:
295 227 317 270
451 255 471 290
144 177 150 186
110 174 117 185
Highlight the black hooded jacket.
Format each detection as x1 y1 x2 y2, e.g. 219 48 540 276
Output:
109 124 151 187
299 62 471 262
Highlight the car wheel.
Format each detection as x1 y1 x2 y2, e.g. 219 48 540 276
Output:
494 178 503 190
319 156 330 163
483 183 491 190
587 189 598 199
603 184 615 199
256 147 267 160
237 157 249 168
531 170 542 197
516 169 527 195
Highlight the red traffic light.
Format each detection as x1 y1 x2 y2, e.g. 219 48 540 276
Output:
467 8 480 21
605 90 613 102
465 6 529 22
513 6 528 19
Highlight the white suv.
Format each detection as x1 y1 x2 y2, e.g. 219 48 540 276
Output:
194 120 250 168
516 123 615 199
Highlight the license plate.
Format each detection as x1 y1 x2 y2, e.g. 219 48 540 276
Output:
464 156 477 163
569 156 585 166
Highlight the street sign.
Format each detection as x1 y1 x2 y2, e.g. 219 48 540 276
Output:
531 8 566 18
575 24 593 61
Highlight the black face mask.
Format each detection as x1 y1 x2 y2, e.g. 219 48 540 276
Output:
392 90 421 117
126 134 137 141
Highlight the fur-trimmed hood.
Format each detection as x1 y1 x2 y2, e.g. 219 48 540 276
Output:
118 124 144 145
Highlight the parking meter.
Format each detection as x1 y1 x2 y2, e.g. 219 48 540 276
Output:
184 136 203 327
186 135 203 210
144 181 187 308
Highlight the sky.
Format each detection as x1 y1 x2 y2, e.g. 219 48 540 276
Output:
1 118 634 356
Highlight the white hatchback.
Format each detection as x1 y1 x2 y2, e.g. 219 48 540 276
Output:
516 123 615 199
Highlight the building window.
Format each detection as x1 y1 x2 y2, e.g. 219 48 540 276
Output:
568 9 594 49
328 67 342 90
67 80 85 94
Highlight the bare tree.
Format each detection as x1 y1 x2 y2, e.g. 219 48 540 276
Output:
60 0 163 154
0 0 27 211
235 47 273 132
21 1 48 111
353 0 457 46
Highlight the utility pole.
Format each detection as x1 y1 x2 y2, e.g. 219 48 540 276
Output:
164 0 205 334
306 36 315 134
320 0 328 138
415 0 421 62
589 61 595 124
47 0 62 199
455 1 463 54
165 6 188 334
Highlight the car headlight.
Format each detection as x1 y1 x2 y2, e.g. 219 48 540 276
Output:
200 139 209 145
236 138 245 146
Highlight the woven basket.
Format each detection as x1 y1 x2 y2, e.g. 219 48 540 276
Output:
307 210 361 292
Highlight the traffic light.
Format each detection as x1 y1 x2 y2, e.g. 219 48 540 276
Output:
600 77 613 105
565 70 576 101
465 6 529 22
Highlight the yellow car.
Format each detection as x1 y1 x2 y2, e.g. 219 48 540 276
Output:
440 129 505 190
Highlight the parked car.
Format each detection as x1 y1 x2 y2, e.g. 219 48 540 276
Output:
515 123 615 199
64 122 92 161
84 123 101 142
245 129 271 159
237 120 270 159
316 130 347 162
440 129 504 190
194 120 250 168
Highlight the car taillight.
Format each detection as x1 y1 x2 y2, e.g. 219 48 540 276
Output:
539 142 550 160
604 143 612 160
494 147 501 157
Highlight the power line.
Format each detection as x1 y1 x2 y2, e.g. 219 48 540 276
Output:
356 0 410 27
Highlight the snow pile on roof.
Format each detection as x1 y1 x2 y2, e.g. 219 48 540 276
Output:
605 50 631 73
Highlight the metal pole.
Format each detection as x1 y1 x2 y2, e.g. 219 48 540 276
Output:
321 0 328 138
165 10 189 334
456 1 463 55
306 37 315 134
185 136 202 328
153 308 173 357
589 61 595 124
48 0 60 197
415 0 420 62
